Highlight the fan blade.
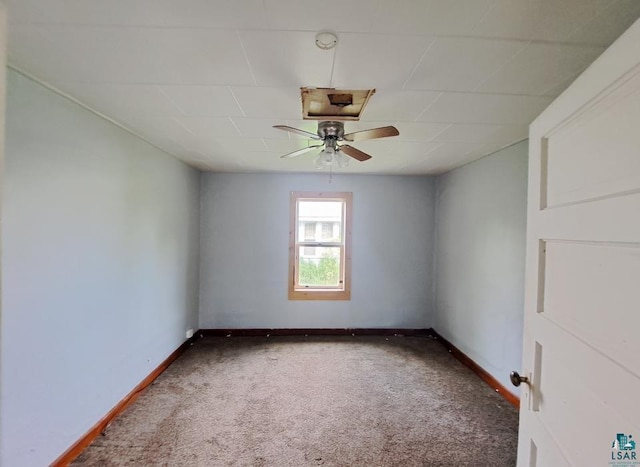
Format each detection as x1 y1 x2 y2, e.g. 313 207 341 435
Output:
280 145 323 159
273 125 321 139
342 126 399 142
339 145 372 162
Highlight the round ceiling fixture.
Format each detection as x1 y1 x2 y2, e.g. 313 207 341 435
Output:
315 31 338 50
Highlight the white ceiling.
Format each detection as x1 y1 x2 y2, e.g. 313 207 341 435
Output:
6 0 640 174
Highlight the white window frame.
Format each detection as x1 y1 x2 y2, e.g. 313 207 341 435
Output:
288 191 352 301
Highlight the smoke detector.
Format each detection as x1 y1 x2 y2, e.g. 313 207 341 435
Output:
315 31 338 50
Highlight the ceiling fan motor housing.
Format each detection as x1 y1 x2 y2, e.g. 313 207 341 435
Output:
317 121 345 140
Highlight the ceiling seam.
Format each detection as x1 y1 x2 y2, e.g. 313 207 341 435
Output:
420 142 445 161
236 30 258 86
227 86 247 117
11 21 613 47
171 117 197 137
414 92 443 122
155 85 191 116
470 0 500 34
431 123 454 141
470 40 532 93
402 37 437 90
228 117 244 137
0 79 555 98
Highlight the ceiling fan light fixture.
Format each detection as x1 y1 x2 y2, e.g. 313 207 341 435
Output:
315 146 335 169
335 150 350 168
316 149 335 169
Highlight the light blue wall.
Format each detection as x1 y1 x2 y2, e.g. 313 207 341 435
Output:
0 70 201 466
199 173 436 329
434 141 528 394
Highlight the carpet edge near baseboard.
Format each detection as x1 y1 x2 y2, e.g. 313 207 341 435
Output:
428 329 521 410
50 335 198 467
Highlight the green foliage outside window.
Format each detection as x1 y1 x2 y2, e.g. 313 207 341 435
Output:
299 254 340 286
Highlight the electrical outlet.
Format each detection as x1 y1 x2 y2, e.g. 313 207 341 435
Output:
186 329 194 339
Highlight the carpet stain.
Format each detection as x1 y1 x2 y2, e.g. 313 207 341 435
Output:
72 336 519 466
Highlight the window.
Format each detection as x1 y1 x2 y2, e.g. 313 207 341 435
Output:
289 192 352 300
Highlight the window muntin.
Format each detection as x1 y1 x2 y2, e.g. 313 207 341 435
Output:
289 192 352 300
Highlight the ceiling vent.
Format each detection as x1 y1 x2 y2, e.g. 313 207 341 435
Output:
300 87 376 121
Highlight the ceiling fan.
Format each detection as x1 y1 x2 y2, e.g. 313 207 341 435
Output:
273 121 399 167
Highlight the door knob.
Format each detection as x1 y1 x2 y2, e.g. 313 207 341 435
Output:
510 371 529 387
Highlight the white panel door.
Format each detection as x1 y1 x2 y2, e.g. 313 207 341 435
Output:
517 18 640 467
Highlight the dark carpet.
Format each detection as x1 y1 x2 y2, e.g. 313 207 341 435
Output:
72 335 519 466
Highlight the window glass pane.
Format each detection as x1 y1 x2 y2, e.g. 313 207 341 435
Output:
303 222 315 240
298 246 341 287
298 201 342 242
321 222 333 240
